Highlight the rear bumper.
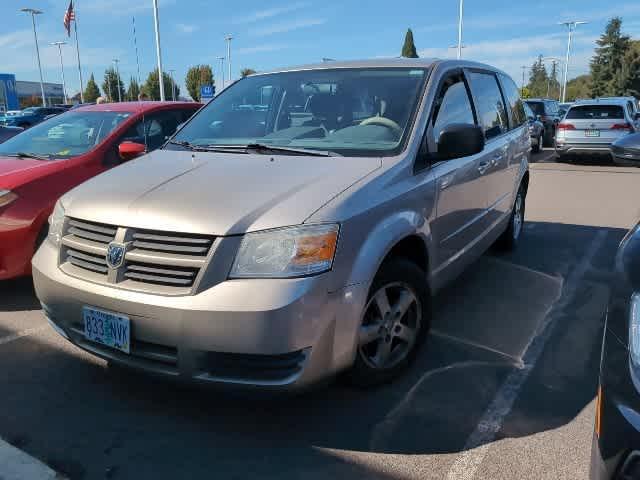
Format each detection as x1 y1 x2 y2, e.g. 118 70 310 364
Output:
555 142 613 155
32 240 368 391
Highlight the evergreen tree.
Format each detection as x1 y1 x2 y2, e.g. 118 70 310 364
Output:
401 29 419 58
84 74 101 103
240 68 257 78
143 68 180 100
590 17 631 96
526 55 549 98
185 65 213 101
566 75 592 101
548 61 561 100
126 77 140 101
622 40 640 97
102 67 125 102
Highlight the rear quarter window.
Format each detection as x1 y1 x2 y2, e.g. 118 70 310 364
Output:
566 105 625 119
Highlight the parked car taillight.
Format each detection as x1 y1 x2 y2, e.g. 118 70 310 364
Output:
557 123 576 130
611 123 633 131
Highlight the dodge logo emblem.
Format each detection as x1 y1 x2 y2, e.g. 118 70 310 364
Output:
106 242 126 269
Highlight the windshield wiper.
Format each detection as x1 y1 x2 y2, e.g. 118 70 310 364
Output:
208 143 340 157
167 140 246 154
7 152 51 161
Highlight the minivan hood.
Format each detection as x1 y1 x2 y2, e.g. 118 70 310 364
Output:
63 149 381 235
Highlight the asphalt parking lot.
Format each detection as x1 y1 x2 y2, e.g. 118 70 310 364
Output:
1 148 639 480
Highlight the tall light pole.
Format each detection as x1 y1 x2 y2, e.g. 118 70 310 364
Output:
152 0 165 101
541 57 561 99
113 58 122 102
521 65 528 96
457 0 464 59
218 56 225 90
560 21 587 103
51 41 68 104
225 34 233 84
168 69 176 101
21 8 46 106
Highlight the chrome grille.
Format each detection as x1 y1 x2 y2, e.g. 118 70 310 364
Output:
60 217 215 294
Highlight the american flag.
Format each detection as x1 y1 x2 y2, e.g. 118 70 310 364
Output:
63 0 75 37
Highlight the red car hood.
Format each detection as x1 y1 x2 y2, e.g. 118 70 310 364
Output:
0 156 65 189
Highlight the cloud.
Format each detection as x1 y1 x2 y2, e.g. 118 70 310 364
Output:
236 44 290 55
0 29 33 50
82 0 175 16
249 18 325 37
176 23 198 34
234 2 309 24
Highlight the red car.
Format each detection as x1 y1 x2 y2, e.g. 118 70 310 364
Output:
0 101 200 280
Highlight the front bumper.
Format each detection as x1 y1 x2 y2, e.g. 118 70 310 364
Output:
0 216 37 280
32 240 367 391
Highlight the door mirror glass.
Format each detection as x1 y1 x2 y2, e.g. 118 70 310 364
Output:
437 123 484 160
118 141 146 161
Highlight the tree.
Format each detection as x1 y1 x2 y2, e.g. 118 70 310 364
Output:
565 74 592 101
102 67 125 102
84 73 101 103
622 40 640 97
590 17 631 96
143 68 180 100
126 77 140 101
240 68 257 78
401 28 419 58
185 65 214 101
547 61 561 100
526 55 549 98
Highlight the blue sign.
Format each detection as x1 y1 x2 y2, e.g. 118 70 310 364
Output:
200 85 215 101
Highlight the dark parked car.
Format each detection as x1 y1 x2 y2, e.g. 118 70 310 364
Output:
524 103 544 152
0 125 23 143
611 132 640 167
590 221 640 479
0 106 67 128
524 98 561 145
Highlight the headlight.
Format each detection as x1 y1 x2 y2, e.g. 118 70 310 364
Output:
630 293 640 367
47 201 65 246
0 189 18 208
230 224 339 278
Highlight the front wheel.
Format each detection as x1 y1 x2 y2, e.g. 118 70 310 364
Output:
347 258 430 387
495 185 525 251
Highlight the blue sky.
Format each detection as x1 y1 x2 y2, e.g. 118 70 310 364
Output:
2 0 640 99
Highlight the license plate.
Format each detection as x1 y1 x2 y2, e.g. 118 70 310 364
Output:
83 306 130 354
585 129 600 137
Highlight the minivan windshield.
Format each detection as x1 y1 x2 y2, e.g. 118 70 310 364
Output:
0 111 131 159
170 67 429 156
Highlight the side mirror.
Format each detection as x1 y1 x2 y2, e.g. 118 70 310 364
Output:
437 123 484 160
118 141 146 161
536 114 542 121
528 116 535 122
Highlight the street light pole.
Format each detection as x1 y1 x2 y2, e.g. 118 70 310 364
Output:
21 8 46 106
457 0 464 59
225 34 233 84
168 69 176 101
113 58 122 102
152 0 165 101
521 66 527 96
560 21 587 103
51 41 68 104
218 56 225 90
541 57 561 99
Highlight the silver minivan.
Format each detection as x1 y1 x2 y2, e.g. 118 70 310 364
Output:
556 100 638 160
32 59 530 390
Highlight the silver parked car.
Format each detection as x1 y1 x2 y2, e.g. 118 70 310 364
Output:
32 59 530 390
556 100 639 161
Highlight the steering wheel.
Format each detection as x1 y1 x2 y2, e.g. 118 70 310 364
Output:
359 116 403 136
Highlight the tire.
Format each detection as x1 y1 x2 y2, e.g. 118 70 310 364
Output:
347 258 430 387
495 184 525 251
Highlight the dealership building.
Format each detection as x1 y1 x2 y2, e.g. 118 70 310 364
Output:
0 73 65 111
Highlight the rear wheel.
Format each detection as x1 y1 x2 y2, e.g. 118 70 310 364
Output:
348 258 430 387
496 184 525 251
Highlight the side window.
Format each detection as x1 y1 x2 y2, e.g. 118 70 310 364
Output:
432 77 475 140
121 111 182 151
467 71 508 140
498 74 526 129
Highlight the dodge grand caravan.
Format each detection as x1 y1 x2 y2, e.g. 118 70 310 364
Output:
32 59 530 390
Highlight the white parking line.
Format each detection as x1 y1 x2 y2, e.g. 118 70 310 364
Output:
0 326 47 347
0 437 63 480
445 230 607 480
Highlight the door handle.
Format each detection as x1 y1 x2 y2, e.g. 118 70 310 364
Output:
478 161 490 174
492 154 503 166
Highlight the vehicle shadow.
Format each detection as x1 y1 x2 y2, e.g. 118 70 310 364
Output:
0 277 40 312
0 221 627 479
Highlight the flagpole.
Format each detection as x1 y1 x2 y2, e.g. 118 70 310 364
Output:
73 1 84 102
